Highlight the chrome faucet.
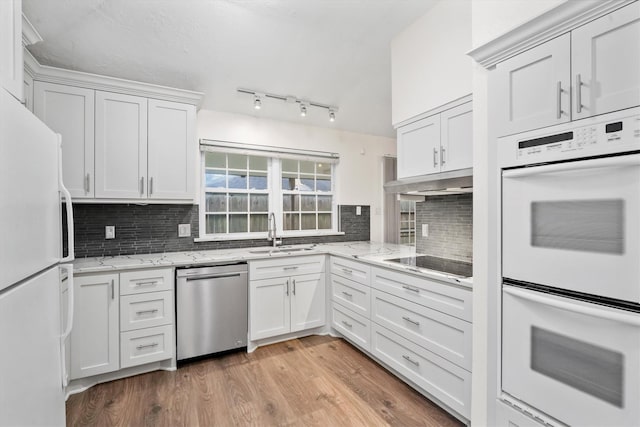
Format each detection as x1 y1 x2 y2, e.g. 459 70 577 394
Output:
267 212 281 247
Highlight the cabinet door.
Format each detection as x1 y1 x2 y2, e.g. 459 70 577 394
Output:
249 277 291 340
95 91 147 199
0 0 23 101
495 33 570 136
148 99 196 200
34 82 95 198
397 114 440 178
572 2 640 119
71 273 119 379
290 273 325 332
440 102 472 172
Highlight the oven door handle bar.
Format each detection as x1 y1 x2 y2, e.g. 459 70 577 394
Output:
503 154 640 178
504 286 640 326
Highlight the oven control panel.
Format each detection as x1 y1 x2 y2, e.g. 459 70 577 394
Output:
499 108 640 168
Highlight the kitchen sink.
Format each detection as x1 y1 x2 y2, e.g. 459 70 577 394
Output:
249 245 315 254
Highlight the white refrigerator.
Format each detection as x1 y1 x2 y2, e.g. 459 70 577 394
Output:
0 87 74 425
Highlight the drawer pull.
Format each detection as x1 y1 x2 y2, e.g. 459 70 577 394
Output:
402 355 420 366
135 281 158 287
342 268 353 274
136 309 159 315
283 266 299 270
341 320 353 328
402 316 420 326
402 285 420 293
136 342 159 350
342 291 353 298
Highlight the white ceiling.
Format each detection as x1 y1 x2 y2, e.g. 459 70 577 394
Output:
23 0 438 138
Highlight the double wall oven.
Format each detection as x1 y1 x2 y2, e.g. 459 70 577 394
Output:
498 107 640 426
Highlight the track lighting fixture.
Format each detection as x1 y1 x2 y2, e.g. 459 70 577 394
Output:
237 88 338 122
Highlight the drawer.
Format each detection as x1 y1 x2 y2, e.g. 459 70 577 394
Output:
331 274 370 318
496 400 547 427
120 324 174 369
371 323 471 420
332 302 370 352
120 291 173 332
371 289 471 371
249 255 325 280
330 256 370 285
371 267 472 322
120 268 173 295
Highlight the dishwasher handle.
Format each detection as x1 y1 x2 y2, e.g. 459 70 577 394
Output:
184 272 244 281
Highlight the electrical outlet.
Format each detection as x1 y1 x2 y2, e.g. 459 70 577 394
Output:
105 226 115 239
178 224 191 237
356 206 362 216
421 224 429 237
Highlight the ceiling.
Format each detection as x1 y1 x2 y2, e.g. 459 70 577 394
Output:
23 0 438 138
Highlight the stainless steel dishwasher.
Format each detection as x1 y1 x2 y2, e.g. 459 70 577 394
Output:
176 263 248 361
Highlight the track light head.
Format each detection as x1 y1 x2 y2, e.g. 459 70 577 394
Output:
253 94 262 110
300 103 307 117
329 109 336 122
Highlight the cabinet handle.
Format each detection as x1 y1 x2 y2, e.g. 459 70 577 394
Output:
440 147 446 165
292 279 296 295
140 177 145 195
402 316 420 326
342 268 353 274
135 281 158 287
433 148 438 167
342 291 353 298
136 309 159 315
341 320 353 328
111 279 114 300
286 279 289 296
85 173 91 193
402 354 420 366
283 266 299 271
402 285 420 293
149 177 154 195
576 74 582 114
136 343 159 350
556 81 563 119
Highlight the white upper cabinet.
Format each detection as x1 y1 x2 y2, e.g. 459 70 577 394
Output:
494 2 640 136
397 115 440 179
572 2 640 120
0 0 23 101
396 101 472 179
34 82 95 198
440 101 473 172
495 34 571 137
95 91 148 199
147 99 196 200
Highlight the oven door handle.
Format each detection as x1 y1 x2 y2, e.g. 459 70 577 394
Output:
504 286 640 326
503 154 640 178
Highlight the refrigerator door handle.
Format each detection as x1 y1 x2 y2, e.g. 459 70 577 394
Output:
60 264 74 388
57 135 75 262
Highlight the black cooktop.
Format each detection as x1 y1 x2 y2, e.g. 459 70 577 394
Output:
385 255 472 278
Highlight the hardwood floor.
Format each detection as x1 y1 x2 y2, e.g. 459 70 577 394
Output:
66 336 463 427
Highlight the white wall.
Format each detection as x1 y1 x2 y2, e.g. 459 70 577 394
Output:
197 109 396 242
391 0 472 125
470 1 568 426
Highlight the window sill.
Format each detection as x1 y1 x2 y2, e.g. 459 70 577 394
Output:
194 230 345 243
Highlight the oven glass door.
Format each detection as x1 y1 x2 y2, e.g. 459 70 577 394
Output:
502 285 640 426
502 154 640 302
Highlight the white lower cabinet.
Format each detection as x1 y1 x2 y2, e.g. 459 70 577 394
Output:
70 268 175 381
371 323 472 420
249 256 326 341
331 302 371 351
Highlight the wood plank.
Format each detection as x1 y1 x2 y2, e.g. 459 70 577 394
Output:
66 336 464 426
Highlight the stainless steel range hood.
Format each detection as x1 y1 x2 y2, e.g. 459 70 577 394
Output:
383 167 473 195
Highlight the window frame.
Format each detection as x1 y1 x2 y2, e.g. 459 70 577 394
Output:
197 142 340 241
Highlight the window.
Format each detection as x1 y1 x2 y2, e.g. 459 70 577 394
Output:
200 143 338 240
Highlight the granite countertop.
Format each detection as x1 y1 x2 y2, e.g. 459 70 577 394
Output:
72 241 472 289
